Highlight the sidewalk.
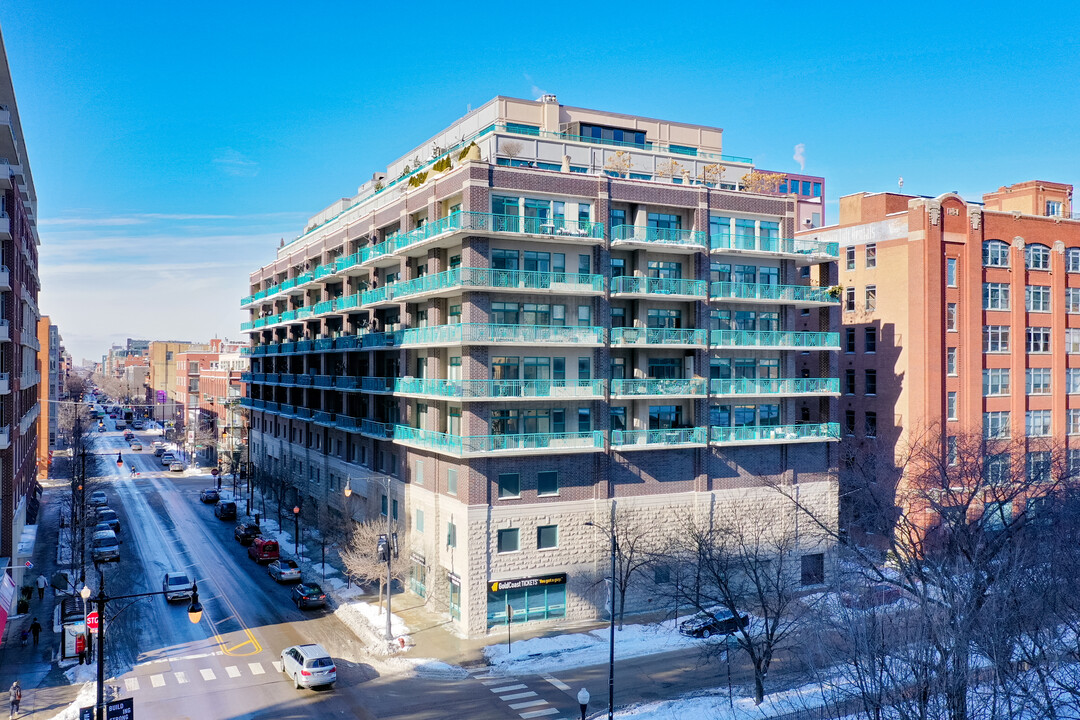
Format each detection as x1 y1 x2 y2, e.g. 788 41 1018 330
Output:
0 478 90 719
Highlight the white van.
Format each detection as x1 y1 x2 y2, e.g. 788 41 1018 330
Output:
91 529 120 563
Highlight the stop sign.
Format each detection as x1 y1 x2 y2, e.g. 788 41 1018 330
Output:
86 611 99 633
211 469 220 476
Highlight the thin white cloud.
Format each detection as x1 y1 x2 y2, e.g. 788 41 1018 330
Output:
523 72 548 100
793 143 806 171
213 148 259 177
38 216 147 227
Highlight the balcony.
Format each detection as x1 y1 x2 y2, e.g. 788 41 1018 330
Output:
710 282 839 306
611 225 706 251
361 377 393 393
610 327 707 348
313 375 334 387
710 378 840 398
335 376 359 390
363 323 605 348
0 427 9 450
362 267 605 307
393 425 605 457
611 427 707 451
610 276 707 300
313 411 334 426
337 415 360 430
0 319 11 343
0 266 10 292
0 372 11 395
296 408 313 419
710 330 840 350
610 378 706 398
394 377 606 401
709 234 839 263
360 420 395 439
709 422 840 446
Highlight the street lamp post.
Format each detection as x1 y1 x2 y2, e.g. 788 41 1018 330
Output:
293 504 301 558
577 688 590 720
585 520 617 720
81 578 202 720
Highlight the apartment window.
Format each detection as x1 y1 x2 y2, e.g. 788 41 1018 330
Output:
578 357 592 380
1069 368 1080 394
865 412 877 437
1026 285 1052 313
415 508 425 533
1026 244 1051 270
537 471 559 497
1027 367 1052 395
865 327 877 353
844 287 855 312
983 283 1010 310
983 240 1010 268
983 326 1010 353
866 244 877 269
946 303 957 331
1027 327 1052 353
497 528 520 553
946 391 958 421
1071 450 1080 478
844 369 856 395
865 369 877 396
800 554 825 586
1068 248 1080 272
845 328 856 353
846 246 855 271
1025 409 1052 437
983 368 1011 396
577 305 591 326
446 467 458 496
537 525 559 550
947 436 958 465
1047 200 1063 217
946 348 958 375
986 453 1011 485
1068 329 1080 354
844 410 856 435
865 286 877 312
498 473 520 499
1069 409 1080 436
578 407 591 432
1028 451 1053 484
946 257 957 287
984 411 1011 439
1067 288 1080 313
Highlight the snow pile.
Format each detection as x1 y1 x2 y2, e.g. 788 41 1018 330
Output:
45 682 96 720
64 664 96 684
390 657 470 679
616 680 831 720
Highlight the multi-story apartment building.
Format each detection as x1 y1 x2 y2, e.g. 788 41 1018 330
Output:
800 180 1077 531
755 171 826 230
242 96 841 636
35 317 58 480
147 340 204 421
175 339 245 466
0 31 41 584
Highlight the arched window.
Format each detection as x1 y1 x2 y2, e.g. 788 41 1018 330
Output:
1026 243 1051 270
1067 248 1080 273
983 240 1010 268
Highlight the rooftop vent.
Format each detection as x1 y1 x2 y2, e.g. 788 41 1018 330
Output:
540 94 558 104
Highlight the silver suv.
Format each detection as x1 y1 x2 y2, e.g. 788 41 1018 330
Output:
280 644 336 689
91 530 120 563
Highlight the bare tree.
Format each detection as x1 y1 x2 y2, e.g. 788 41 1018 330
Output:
593 506 660 629
340 519 411 610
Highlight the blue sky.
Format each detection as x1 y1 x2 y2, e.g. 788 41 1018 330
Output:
3 2 1078 362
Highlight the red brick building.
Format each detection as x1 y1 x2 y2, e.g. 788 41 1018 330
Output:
175 339 245 466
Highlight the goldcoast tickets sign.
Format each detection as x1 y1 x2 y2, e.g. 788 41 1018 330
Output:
489 573 567 593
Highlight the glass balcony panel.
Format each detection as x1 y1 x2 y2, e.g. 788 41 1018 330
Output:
710 282 839 304
611 225 706 248
611 427 707 447
709 423 840 444
611 276 706 297
710 330 840 348
610 379 706 396
610 327 706 346
709 378 840 396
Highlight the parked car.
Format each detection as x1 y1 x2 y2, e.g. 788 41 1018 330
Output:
214 501 237 520
154 446 167 456
96 508 121 533
247 538 280 564
678 609 749 639
123 431 134 441
89 490 108 508
91 530 120 563
292 582 327 610
162 571 194 601
280 644 336 689
840 583 904 610
108 413 117 419
131 421 144 430
233 522 259 545
129 441 143 451
169 461 184 472
92 522 113 535
160 453 176 466
200 488 219 504
268 559 301 583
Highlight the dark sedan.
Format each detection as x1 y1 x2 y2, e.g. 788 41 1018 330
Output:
678 610 749 639
214 501 237 520
234 522 259 545
292 582 327 610
200 488 220 504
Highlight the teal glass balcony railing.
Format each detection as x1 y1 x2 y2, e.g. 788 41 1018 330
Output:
393 426 605 455
296 408 312 419
709 422 840 444
312 300 334 315
610 327 707 346
710 330 840 349
239 397 254 407
395 377 606 399
363 267 605 306
336 415 359 430
710 282 840 304
335 376 359 389
297 375 313 387
610 378 706 396
314 338 334 351
297 307 314 319
361 377 393 393
368 323 605 347
313 264 335 280
709 234 839 259
313 411 334 425
241 320 255 331
710 378 840 396
610 276 707 297
611 427 707 448
360 420 395 439
335 294 361 310
313 375 333 387
459 212 604 240
611 225 706 248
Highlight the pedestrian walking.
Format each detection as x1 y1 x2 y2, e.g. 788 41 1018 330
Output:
35 574 45 601
8 680 20 718
28 619 41 647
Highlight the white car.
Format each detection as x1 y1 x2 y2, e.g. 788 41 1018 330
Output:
169 461 184 472
160 453 176 466
162 572 194 601
280 644 336 689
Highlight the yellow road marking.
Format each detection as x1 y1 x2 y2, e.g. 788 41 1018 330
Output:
213 630 262 657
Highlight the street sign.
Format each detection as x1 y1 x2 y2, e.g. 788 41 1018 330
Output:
86 611 99 633
79 707 94 720
106 697 134 720
211 468 220 476
24 560 32 570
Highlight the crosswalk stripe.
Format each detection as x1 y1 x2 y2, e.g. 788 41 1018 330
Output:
271 661 283 673
519 709 560 719
174 672 188 684
481 678 508 685
500 691 538 701
124 678 139 692
491 684 527 693
150 674 165 688
249 662 265 675
510 699 549 710
543 674 571 691
225 666 241 678
200 669 216 681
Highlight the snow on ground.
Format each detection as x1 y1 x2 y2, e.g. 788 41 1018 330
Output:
44 682 97 720
615 680 832 720
387 657 470 679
